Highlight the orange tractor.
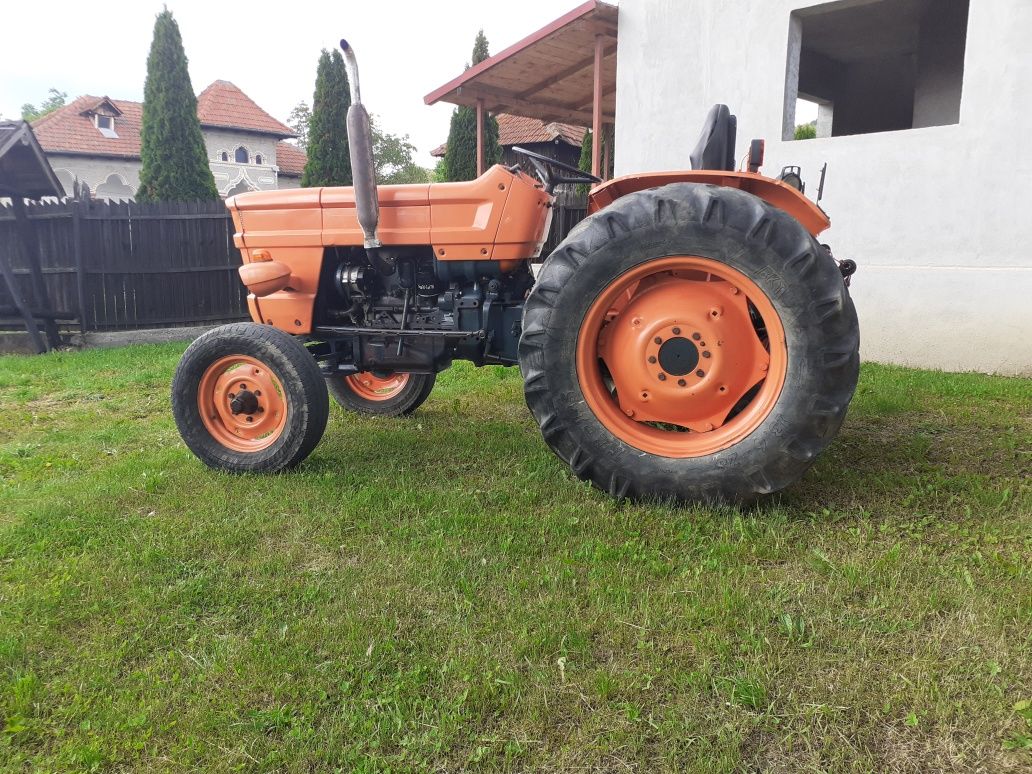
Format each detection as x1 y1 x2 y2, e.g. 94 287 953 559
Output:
172 41 859 503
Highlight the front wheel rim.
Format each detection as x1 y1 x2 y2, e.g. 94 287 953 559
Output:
575 255 788 458
343 372 410 401
197 355 287 452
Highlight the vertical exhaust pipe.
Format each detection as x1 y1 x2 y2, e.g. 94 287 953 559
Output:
339 39 380 250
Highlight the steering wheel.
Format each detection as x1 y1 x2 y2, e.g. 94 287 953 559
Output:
511 146 602 194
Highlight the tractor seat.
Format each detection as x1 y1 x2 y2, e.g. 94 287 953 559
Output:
689 104 738 171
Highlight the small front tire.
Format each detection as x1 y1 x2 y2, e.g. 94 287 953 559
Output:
172 323 329 473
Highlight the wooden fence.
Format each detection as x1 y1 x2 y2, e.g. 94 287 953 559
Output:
0 191 589 334
0 198 247 333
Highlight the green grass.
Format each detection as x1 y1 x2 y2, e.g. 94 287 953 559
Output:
0 343 1029 772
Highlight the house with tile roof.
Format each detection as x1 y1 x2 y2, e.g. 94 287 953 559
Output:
431 113 585 171
32 81 306 200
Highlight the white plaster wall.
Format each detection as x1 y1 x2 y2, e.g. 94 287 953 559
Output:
203 128 280 195
615 0 1032 375
44 127 294 199
48 154 142 198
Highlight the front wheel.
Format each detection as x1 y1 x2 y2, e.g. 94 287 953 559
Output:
519 183 859 504
326 371 436 416
172 323 329 473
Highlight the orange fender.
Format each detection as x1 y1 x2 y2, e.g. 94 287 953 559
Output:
588 170 830 236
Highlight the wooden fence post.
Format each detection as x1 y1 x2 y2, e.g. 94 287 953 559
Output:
73 197 87 335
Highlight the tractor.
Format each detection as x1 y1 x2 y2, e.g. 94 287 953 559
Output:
171 40 860 503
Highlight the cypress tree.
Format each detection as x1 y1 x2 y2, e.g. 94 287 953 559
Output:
443 30 502 182
302 49 351 187
137 9 218 202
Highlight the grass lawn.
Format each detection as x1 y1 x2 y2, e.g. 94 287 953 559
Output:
0 343 1029 772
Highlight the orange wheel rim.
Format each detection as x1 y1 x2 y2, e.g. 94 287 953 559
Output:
198 355 288 452
575 255 788 458
344 372 410 401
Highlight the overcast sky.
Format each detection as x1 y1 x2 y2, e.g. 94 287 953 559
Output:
2 0 592 167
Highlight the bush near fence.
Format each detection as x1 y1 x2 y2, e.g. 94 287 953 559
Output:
0 191 588 334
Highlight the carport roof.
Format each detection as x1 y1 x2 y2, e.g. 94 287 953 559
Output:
423 1 618 126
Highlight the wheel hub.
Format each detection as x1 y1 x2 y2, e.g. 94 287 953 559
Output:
197 356 287 452
580 256 788 456
230 388 260 415
657 336 700 376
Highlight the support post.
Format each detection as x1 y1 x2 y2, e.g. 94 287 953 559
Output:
0 243 46 354
591 34 604 178
476 99 485 176
602 122 611 180
10 197 58 351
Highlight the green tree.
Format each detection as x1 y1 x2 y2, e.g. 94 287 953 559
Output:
302 49 351 187
287 101 311 151
289 96 428 184
794 123 817 140
370 118 430 184
136 10 218 202
442 30 502 182
22 89 67 122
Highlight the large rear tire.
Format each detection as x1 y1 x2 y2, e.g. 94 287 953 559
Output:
326 371 436 416
519 183 859 504
172 323 329 473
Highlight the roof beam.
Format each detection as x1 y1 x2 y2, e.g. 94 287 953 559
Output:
455 85 613 125
516 43 617 100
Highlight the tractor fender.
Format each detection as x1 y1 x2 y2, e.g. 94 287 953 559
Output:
587 170 830 236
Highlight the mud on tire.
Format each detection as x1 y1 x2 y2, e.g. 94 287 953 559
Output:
518 183 860 504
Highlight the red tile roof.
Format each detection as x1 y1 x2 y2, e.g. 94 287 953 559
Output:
33 95 144 159
275 142 306 177
196 80 295 137
430 113 586 157
33 82 294 160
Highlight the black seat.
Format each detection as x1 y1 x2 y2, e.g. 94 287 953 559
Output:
689 104 738 171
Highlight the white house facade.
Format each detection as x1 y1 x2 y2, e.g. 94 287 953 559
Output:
33 81 305 201
614 0 1031 375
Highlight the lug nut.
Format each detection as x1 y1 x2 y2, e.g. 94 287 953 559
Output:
678 378 687 387
696 369 705 377
624 408 635 417
648 355 657 364
654 336 662 345
702 351 711 359
658 373 667 381
672 327 681 335
692 332 701 341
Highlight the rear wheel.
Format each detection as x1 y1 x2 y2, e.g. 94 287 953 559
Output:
172 323 328 472
519 183 859 504
326 371 436 416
